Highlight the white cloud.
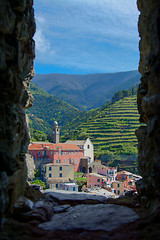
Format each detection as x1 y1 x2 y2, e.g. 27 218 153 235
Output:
34 0 139 72
34 16 55 56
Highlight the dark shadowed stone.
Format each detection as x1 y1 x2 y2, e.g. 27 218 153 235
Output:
40 204 139 232
53 205 71 214
43 190 109 205
10 0 27 12
0 172 8 223
0 1 16 34
13 197 54 223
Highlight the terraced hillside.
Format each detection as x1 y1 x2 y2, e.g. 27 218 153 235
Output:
62 95 141 157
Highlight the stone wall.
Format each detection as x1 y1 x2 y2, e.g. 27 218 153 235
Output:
136 0 160 212
0 0 35 222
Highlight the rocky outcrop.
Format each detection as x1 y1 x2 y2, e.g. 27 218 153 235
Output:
40 204 139 232
25 154 35 180
0 0 35 223
136 0 160 212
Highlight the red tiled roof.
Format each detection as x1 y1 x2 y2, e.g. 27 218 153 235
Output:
29 142 82 151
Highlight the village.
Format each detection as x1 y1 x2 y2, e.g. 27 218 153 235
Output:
28 121 141 198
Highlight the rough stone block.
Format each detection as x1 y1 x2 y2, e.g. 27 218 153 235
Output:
10 0 26 12
0 1 16 34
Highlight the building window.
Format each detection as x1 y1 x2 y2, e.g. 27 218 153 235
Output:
77 151 79 154
49 173 52 178
71 158 73 163
57 160 59 163
55 152 56 155
60 166 62 171
45 167 46 173
118 190 120 195
49 167 52 171
87 145 90 149
64 159 66 163
73 187 75 191
59 173 62 177
114 190 116 194
56 183 58 188
44 150 47 156
69 151 71 154
68 159 70 163
117 183 120 188
51 151 53 155
73 151 75 154
97 179 100 182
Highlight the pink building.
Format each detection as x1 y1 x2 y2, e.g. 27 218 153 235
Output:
29 142 84 172
117 171 136 190
97 166 117 183
87 173 109 188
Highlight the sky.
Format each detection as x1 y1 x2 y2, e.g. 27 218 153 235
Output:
34 0 140 74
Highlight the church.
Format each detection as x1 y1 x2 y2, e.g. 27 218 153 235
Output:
28 121 94 172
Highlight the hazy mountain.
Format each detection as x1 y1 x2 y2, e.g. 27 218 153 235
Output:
33 70 141 110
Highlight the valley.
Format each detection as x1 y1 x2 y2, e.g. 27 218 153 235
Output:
27 73 141 172
32 70 140 110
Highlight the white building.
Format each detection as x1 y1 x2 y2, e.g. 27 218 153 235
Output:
60 182 78 192
65 138 94 163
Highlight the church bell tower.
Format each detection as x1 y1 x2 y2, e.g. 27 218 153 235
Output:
52 121 60 143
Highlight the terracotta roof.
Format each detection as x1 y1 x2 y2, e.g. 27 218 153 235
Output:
29 142 82 151
47 178 72 183
65 140 86 145
43 163 73 167
117 171 133 176
87 173 107 179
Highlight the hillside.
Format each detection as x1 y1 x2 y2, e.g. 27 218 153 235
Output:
26 83 80 140
33 70 140 110
61 95 141 158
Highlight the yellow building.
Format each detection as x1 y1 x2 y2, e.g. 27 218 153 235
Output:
112 181 125 195
43 163 74 189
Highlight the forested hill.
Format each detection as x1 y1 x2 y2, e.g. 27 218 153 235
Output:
26 83 80 141
33 70 140 110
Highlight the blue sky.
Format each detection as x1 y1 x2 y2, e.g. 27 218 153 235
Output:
34 0 140 74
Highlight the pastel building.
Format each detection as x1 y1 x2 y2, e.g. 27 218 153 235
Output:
28 142 84 172
60 182 78 192
111 181 125 195
43 163 74 189
97 166 117 183
116 171 136 190
87 173 108 188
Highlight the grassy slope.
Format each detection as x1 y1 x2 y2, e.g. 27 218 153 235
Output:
61 95 141 157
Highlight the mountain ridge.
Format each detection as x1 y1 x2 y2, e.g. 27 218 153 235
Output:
33 70 141 110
